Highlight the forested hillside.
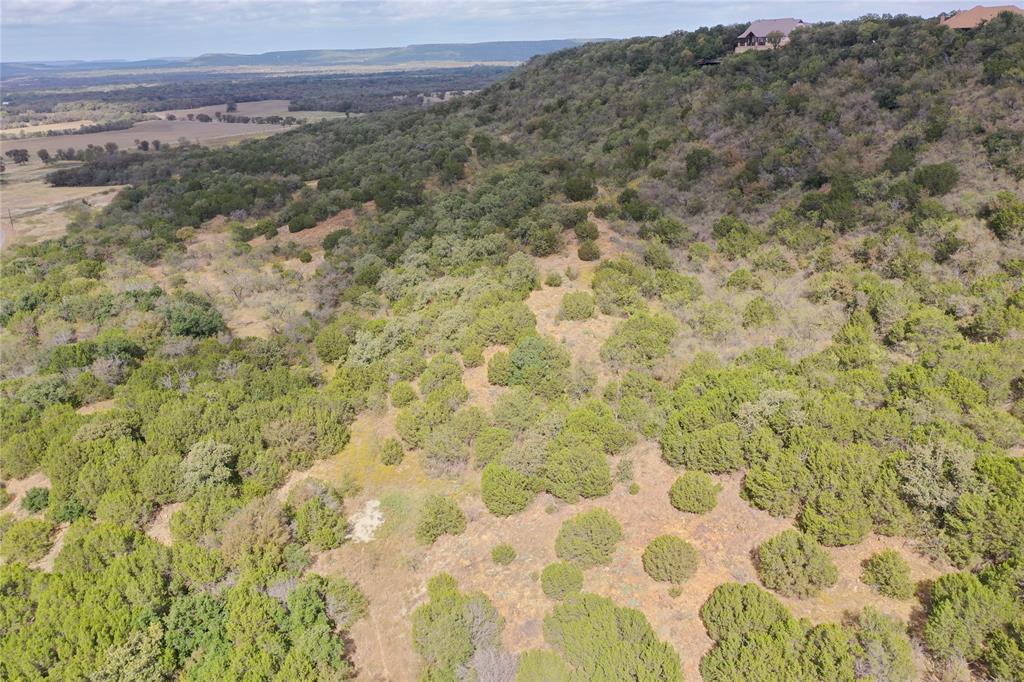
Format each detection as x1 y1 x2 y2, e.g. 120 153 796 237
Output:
2 13 1023 682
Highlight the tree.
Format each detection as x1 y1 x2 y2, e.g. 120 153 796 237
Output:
4 149 29 164
983 191 1024 240
543 592 683 681
416 495 467 545
163 293 224 337
642 535 699 583
853 607 914 682
861 550 914 599
314 321 351 363
558 292 596 321
180 440 234 496
766 30 785 48
700 582 796 642
541 561 584 599
756 530 838 598
516 650 571 682
36 149 51 164
564 174 597 201
412 573 505 678
578 240 601 261
543 446 612 503
669 471 722 514
554 508 623 567
0 518 53 564
481 462 535 516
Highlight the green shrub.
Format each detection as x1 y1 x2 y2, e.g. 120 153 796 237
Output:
543 446 612 503
516 650 571 682
742 296 779 328
574 220 599 241
545 271 563 287
660 420 743 472
913 162 959 196
543 592 683 681
983 191 1024 240
507 335 571 398
415 495 467 545
390 381 417 408
558 292 596 321
554 509 623 567
578 240 601 261
861 549 914 599
600 312 678 366
289 213 316 232
473 426 512 468
461 343 484 368
726 268 758 290
491 543 517 565
700 582 796 642
314 321 351 363
0 518 53 564
564 174 597 201
642 535 699 584
923 571 1013 662
295 497 347 551
163 293 224 338
379 438 404 465
481 462 535 516
487 351 512 386
757 530 838 598
853 607 914 682
541 561 584 599
411 573 504 677
669 472 722 514
21 487 50 513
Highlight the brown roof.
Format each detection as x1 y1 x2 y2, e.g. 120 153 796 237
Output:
738 18 807 38
940 5 1023 29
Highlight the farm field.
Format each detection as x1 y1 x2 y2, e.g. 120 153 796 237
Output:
0 100 352 248
0 116 290 158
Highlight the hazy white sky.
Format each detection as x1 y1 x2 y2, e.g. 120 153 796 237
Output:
2 0 960 62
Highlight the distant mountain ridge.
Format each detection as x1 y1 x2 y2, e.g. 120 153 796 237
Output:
1 40 598 78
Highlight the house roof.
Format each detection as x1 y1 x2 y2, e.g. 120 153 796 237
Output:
737 18 806 38
940 5 1024 29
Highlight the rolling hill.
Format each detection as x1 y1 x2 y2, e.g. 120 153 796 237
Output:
2 12 1024 682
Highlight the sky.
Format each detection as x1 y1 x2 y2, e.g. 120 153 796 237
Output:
2 0 962 62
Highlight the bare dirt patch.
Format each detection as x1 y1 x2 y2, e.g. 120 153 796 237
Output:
146 502 183 547
32 523 69 573
77 398 117 415
1 472 52 520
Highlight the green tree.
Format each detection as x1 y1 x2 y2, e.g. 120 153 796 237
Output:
416 495 467 545
554 509 623 567
642 535 699 584
756 530 838 598
669 471 722 514
481 462 535 516
861 550 914 599
543 592 683 681
541 561 584 600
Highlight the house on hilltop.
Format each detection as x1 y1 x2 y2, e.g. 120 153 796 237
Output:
940 5 1024 29
735 18 807 52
